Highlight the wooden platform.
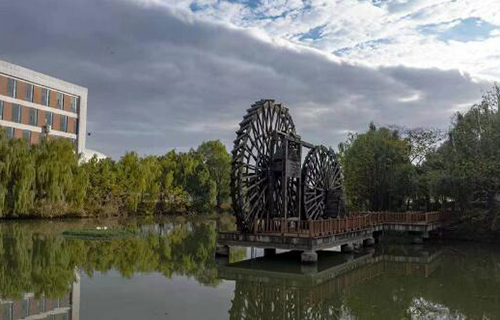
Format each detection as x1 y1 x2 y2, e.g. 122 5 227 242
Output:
217 211 452 262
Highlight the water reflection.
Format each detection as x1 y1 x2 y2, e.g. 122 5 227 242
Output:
0 219 499 319
219 248 443 320
0 273 78 320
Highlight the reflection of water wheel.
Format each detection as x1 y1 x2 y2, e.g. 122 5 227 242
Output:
302 146 345 220
231 100 296 232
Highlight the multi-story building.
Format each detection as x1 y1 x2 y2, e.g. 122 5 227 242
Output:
0 59 87 153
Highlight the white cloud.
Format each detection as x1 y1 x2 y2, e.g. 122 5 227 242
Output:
159 0 500 80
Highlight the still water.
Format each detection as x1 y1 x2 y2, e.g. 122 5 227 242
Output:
0 217 499 320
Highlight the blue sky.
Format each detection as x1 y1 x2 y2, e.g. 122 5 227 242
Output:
422 17 498 42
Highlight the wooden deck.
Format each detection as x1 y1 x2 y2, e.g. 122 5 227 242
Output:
248 211 451 238
217 211 452 262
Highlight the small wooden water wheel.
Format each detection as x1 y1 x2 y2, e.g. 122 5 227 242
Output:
302 146 345 220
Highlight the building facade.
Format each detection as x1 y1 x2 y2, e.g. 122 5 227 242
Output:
0 59 87 153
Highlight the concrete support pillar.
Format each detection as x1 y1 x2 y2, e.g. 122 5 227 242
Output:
412 237 424 245
363 238 375 246
365 247 376 255
344 253 354 261
301 250 318 263
300 262 318 274
353 241 363 250
264 248 276 257
341 243 354 253
215 244 230 256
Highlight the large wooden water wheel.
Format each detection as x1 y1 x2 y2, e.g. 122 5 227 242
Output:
231 100 296 232
302 146 345 220
231 99 345 232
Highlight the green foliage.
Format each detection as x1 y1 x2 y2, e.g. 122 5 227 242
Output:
420 86 500 227
62 228 135 239
7 139 35 216
196 140 231 208
82 156 121 216
160 150 216 212
33 138 87 216
116 152 145 213
340 123 416 211
0 131 229 217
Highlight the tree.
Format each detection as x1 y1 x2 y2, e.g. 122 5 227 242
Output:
139 156 161 214
196 140 231 208
421 86 500 228
0 129 12 217
116 152 146 213
158 150 215 213
391 126 445 166
339 123 415 211
32 138 87 216
7 139 35 216
158 151 189 213
82 156 121 216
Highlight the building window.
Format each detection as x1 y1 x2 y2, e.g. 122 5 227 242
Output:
2 302 13 320
0 101 3 120
56 93 64 109
29 108 38 126
61 115 68 132
71 96 78 113
6 127 14 138
39 298 46 313
22 299 29 317
7 78 17 98
45 112 53 126
22 130 31 141
75 119 79 134
41 88 49 106
26 83 34 102
11 104 21 123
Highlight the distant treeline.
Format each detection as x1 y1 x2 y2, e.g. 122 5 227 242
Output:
0 133 231 218
340 85 500 230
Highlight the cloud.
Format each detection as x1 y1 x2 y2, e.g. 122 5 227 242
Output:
166 0 500 79
0 0 492 158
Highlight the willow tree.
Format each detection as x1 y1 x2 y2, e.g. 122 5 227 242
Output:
7 139 35 216
32 138 87 216
0 129 11 217
139 155 161 214
158 151 190 213
83 156 121 216
116 152 146 213
197 140 231 208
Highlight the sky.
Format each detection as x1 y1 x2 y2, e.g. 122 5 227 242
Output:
0 0 498 158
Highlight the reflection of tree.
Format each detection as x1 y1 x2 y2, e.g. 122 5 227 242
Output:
0 220 219 300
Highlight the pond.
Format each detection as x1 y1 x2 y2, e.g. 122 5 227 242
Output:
0 217 499 319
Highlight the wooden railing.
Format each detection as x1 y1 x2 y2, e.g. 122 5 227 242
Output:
252 211 452 238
